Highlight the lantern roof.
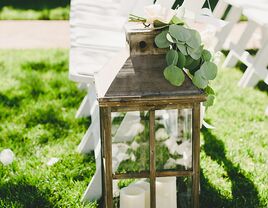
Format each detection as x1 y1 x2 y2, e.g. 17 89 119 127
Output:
98 55 206 106
97 26 206 107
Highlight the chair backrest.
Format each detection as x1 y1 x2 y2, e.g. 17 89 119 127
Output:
181 0 206 14
70 0 153 78
155 0 176 9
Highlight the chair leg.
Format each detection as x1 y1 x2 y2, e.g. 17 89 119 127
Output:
238 68 260 88
223 20 258 68
81 143 102 202
213 0 228 19
239 38 268 88
76 85 97 118
77 118 100 154
81 168 102 202
113 111 143 143
163 110 178 138
75 94 91 118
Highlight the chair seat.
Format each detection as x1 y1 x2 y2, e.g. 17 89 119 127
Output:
70 12 127 31
70 46 120 76
71 26 126 48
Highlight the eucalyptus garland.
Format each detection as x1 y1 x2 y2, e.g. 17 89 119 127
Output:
130 15 217 108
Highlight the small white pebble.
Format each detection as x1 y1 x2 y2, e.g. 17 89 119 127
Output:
47 157 60 166
0 149 15 166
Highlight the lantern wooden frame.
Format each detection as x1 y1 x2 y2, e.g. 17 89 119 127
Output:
97 28 206 208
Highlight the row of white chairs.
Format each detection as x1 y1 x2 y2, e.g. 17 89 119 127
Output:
213 0 268 114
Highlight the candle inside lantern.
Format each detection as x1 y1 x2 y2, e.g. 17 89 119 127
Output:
156 177 177 208
120 186 145 208
129 181 150 208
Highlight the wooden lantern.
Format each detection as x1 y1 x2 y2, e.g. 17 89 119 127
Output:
97 27 206 208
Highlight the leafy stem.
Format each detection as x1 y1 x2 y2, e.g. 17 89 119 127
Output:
154 21 218 108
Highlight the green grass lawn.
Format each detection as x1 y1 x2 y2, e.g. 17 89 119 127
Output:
0 49 267 207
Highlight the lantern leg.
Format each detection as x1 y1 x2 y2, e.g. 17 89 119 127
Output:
149 110 156 208
192 103 201 208
100 107 113 208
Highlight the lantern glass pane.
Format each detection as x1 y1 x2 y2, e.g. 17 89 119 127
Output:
155 109 193 171
111 111 150 174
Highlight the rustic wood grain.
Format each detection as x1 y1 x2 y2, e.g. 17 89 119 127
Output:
149 110 156 208
192 103 201 208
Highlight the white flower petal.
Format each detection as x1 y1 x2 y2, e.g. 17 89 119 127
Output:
0 149 14 166
144 4 162 17
47 157 60 166
144 4 176 24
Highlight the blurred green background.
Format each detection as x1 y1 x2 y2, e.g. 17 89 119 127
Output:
0 0 219 20
0 0 70 20
0 0 70 10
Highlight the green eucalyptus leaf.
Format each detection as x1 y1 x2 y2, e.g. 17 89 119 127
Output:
164 65 185 86
185 55 194 67
176 43 188 55
192 70 208 89
171 16 184 25
155 30 170 48
205 85 215 95
166 33 175 43
166 49 179 66
169 25 190 42
177 52 186 68
204 94 215 107
202 49 212 62
187 58 202 75
186 29 201 48
187 46 203 60
200 61 218 80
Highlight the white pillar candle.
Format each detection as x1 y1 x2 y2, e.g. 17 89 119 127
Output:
129 181 150 208
120 186 145 208
156 177 177 208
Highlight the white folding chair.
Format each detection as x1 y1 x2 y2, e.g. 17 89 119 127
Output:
212 0 268 51
70 0 158 202
222 8 268 87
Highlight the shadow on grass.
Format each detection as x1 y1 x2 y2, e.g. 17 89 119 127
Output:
200 128 262 208
0 93 22 108
0 181 52 208
22 59 68 73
